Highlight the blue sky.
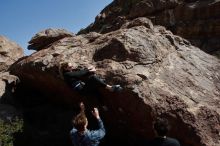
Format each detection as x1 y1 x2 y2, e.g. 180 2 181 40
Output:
0 0 113 55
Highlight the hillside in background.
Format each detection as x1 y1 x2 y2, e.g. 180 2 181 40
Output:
80 0 220 58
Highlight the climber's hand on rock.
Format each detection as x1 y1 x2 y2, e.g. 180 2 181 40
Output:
79 102 85 112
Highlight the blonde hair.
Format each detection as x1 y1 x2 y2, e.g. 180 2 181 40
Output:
73 112 88 131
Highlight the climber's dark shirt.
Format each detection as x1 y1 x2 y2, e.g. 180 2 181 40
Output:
63 69 89 87
63 68 107 95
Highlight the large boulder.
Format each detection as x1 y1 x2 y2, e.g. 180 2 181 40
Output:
10 18 220 146
0 36 24 71
0 35 23 104
28 28 75 51
0 35 23 105
79 0 220 56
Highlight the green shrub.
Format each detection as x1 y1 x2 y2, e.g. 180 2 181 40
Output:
0 118 23 146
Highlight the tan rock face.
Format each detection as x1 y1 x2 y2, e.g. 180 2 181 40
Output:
0 36 24 71
10 19 220 146
80 0 220 56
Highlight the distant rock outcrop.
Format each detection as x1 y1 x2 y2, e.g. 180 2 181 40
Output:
10 19 220 146
79 0 220 56
28 28 75 51
0 35 23 105
0 36 24 71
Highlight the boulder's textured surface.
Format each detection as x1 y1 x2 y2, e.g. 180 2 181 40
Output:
28 28 75 51
0 36 24 71
0 35 23 108
10 18 220 146
80 0 220 56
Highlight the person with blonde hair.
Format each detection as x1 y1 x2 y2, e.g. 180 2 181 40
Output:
60 62 122 95
70 102 105 146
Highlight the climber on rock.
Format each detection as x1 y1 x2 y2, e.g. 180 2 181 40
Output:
70 102 105 146
59 62 122 95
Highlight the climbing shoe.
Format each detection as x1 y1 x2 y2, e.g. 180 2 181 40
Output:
111 85 123 92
